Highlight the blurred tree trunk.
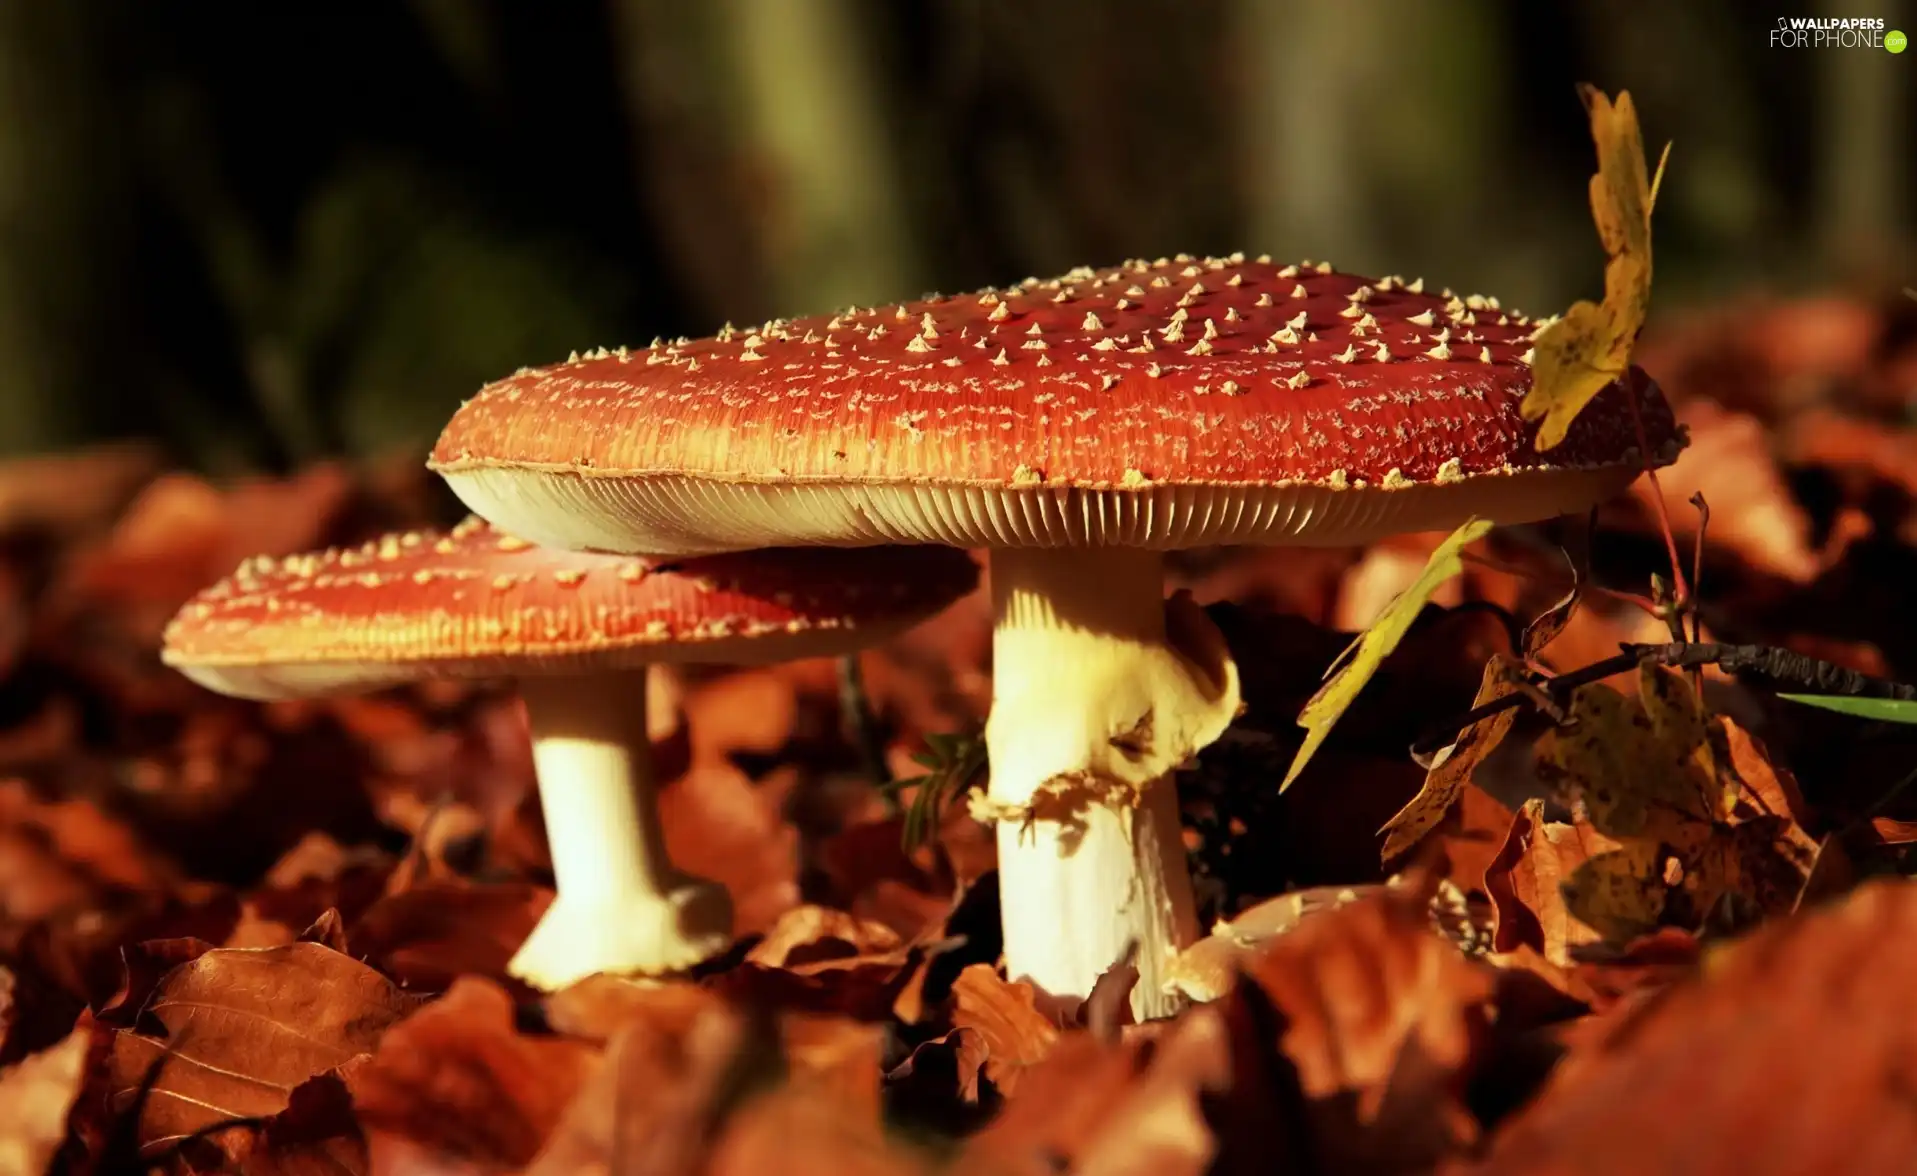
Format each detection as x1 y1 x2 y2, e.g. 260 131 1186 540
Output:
0 1 127 455
609 0 921 324
1236 0 1518 299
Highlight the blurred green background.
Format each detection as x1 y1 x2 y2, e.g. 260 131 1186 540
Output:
0 0 1908 469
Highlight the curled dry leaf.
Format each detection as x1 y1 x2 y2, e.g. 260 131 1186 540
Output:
746 905 904 969
1166 884 1380 1004
708 1086 932 1176
524 1000 752 1176
542 974 727 1046
351 977 598 1174
960 1010 1231 1176
1485 801 1613 966
0 1026 94 1176
1168 878 1491 1006
947 964 1060 1101
1379 655 1525 878
1235 874 1495 1173
106 941 415 1163
1461 879 1917 1175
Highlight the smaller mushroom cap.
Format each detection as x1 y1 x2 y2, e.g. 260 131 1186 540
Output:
162 517 978 700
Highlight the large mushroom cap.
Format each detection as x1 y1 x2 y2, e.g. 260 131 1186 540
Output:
162 517 978 700
431 255 1685 557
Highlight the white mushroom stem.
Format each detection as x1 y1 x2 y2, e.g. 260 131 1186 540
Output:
982 546 1241 1020
508 668 732 991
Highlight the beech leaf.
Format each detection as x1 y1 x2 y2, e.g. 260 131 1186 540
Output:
106 942 415 1160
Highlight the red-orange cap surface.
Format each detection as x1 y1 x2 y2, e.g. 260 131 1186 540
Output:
429 254 1684 557
162 517 979 700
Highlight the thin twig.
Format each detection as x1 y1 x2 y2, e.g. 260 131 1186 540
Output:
1410 640 1917 759
1688 492 1710 644
1455 550 1661 620
1624 375 1690 620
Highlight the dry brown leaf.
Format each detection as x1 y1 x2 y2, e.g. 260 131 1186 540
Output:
348 881 551 992
948 965 1060 1100
228 1068 369 1176
65 465 352 645
227 835 393 950
746 905 903 968
814 817 958 941
0 442 161 540
1630 400 1818 582
657 761 800 937
106 941 415 1162
1166 884 1382 1003
0 778 181 945
351 977 598 1173
0 1026 94 1176
707 954 923 1023
779 1015 886 1123
1484 801 1613 966
1459 879 1917 1175
1237 875 1494 1172
1379 656 1525 866
707 1087 932 1176
962 1012 1230 1176
523 1000 750 1176
542 975 727 1046
0 964 81 1068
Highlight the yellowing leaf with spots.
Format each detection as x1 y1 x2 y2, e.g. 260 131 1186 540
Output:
1540 662 1727 842
1283 517 1491 792
1524 663 1815 946
1521 85 1671 451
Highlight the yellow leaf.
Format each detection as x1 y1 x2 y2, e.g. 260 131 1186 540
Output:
1563 840 1671 945
1536 664 1719 841
1522 669 1818 948
1283 517 1491 791
1521 85 1672 451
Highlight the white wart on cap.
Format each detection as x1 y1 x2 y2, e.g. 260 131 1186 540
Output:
429 255 1683 557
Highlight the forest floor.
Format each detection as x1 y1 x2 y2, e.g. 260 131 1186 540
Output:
1 286 1916 1175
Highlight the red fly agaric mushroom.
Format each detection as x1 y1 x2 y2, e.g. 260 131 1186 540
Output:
160 517 978 991
428 254 1685 1017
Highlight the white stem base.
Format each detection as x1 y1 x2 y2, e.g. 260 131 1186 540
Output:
508 672 733 991
984 547 1241 1021
508 879 733 991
